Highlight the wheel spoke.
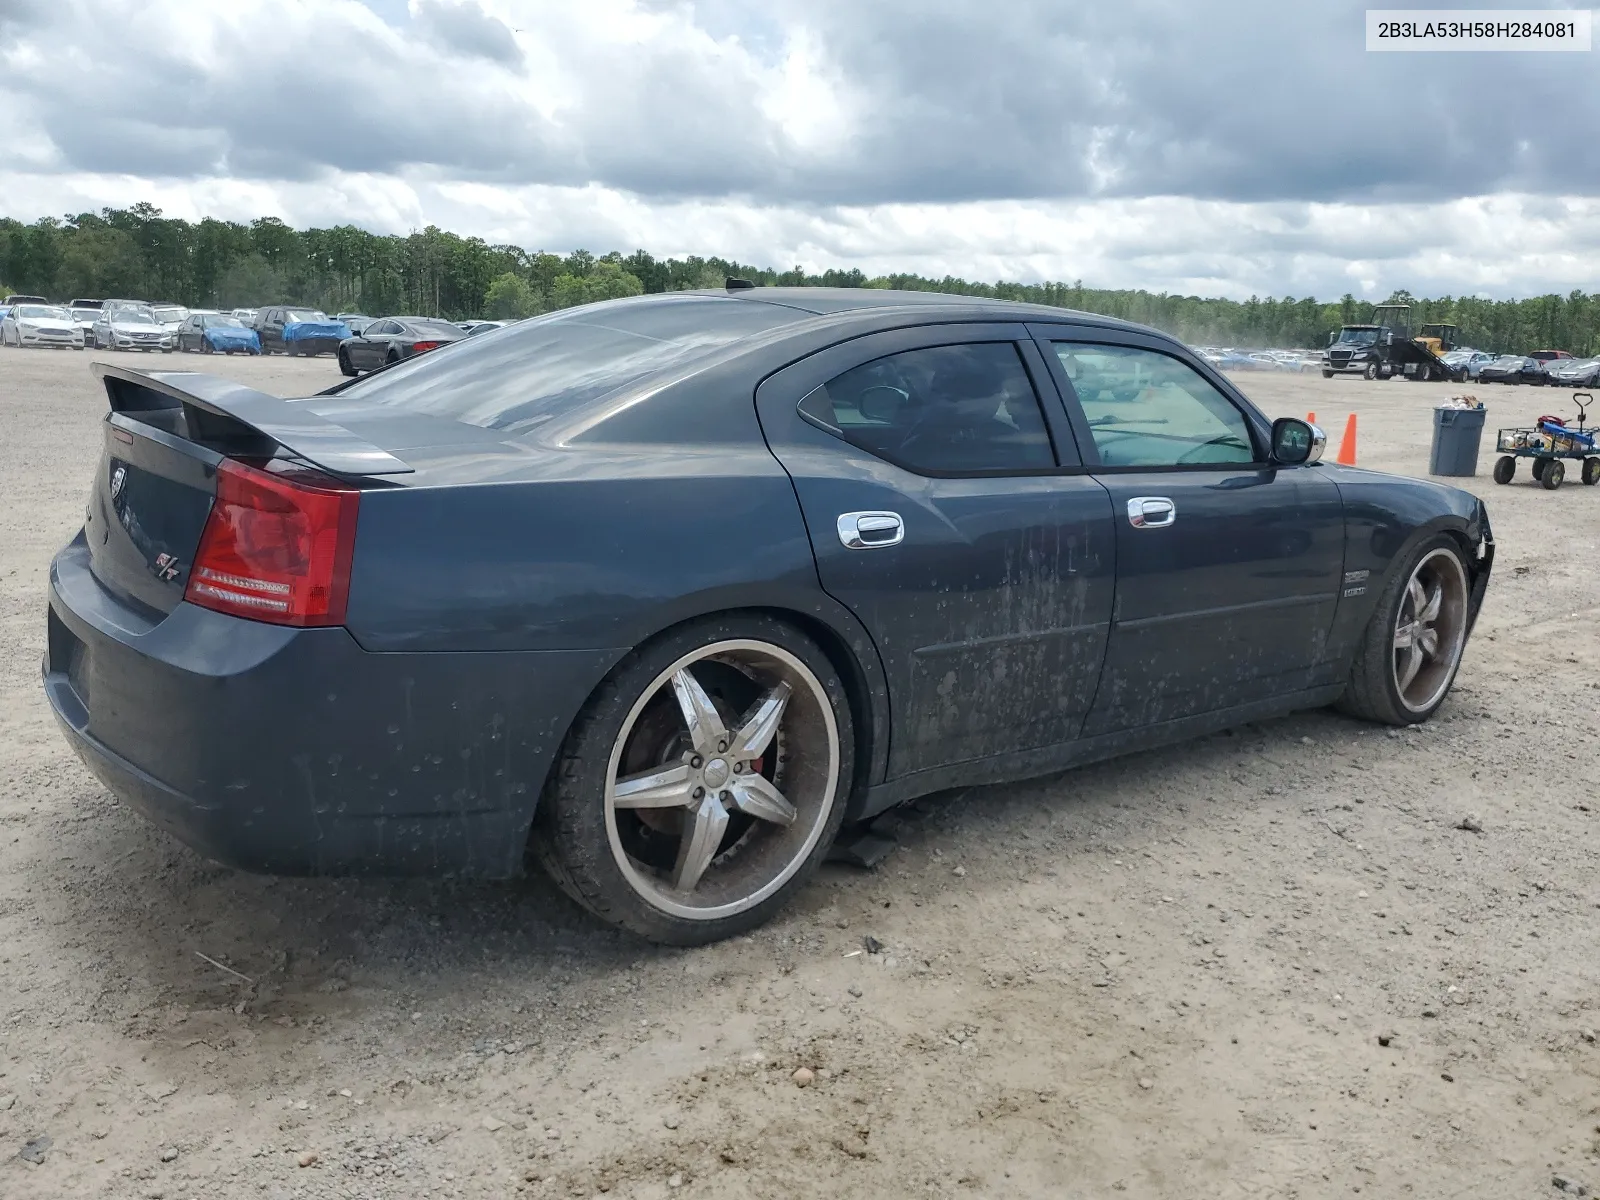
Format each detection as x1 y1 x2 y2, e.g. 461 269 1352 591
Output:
671 793 728 892
1417 627 1439 657
671 667 729 755
1406 578 1427 620
1397 643 1425 692
1393 622 1416 650
1419 583 1443 623
731 682 791 761
612 763 695 810
728 772 798 827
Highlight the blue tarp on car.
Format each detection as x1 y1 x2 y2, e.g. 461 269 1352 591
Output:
283 320 351 342
205 328 261 352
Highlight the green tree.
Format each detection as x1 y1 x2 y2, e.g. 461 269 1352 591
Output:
482 271 539 319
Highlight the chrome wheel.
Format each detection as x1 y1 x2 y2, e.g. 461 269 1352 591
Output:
604 639 840 921
1392 548 1469 713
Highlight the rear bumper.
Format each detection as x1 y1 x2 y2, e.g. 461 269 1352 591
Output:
44 533 621 878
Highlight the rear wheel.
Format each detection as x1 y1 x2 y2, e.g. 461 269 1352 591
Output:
1532 457 1547 481
1492 455 1516 484
1584 457 1600 486
531 614 854 945
1542 459 1565 489
1338 538 1472 726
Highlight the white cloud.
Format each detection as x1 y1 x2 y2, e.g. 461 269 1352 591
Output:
0 0 1595 297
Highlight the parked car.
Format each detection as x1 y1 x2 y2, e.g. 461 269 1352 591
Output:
1545 356 1600 389
230 307 259 324
251 306 351 356
335 313 374 335
68 298 102 310
1441 349 1495 381
1528 349 1572 363
1 302 84 349
177 312 262 355
42 288 1494 944
336 315 467 374
465 320 510 336
151 304 190 335
69 305 102 333
3 293 48 305
1478 354 1548 385
91 304 174 352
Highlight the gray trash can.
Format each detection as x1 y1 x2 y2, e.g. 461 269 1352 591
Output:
1429 405 1487 476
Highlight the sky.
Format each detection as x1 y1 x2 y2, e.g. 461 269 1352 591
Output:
1 0 1597 300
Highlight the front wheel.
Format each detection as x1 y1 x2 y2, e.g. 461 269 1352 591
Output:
337 348 357 377
1363 362 1378 381
1493 455 1516 484
1583 457 1600 486
1542 459 1565 490
1321 369 1334 379
1338 537 1473 726
530 614 855 945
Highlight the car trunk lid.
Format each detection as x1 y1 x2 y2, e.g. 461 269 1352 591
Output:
86 365 410 617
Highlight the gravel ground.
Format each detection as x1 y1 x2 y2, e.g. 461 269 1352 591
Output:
2 348 1599 1200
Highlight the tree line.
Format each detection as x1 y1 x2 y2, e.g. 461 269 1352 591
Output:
1 204 1596 354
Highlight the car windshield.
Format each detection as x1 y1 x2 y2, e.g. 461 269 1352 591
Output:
286 310 328 323
17 305 68 320
339 296 803 435
1335 329 1379 346
407 319 463 337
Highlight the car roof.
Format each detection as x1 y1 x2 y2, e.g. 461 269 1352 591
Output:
684 286 1147 330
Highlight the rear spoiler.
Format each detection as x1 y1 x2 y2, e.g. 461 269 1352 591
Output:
94 363 412 477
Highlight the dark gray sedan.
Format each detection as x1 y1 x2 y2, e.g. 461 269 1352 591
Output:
336 316 466 375
44 288 1493 944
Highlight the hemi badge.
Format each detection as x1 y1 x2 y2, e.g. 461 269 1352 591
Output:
1343 585 1367 598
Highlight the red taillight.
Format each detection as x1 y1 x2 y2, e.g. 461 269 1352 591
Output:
410 340 441 353
184 459 359 627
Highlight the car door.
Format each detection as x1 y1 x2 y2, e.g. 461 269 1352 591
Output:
755 324 1117 780
357 320 395 368
259 308 282 352
1030 326 1345 735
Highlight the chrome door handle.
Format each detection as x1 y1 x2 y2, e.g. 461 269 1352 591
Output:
1126 497 1176 529
837 511 904 549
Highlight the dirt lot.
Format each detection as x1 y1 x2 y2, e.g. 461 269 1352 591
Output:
2 347 1599 1200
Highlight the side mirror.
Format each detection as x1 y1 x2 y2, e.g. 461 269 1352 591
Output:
1271 417 1325 465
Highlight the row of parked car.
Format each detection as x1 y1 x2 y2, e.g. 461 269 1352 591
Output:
1439 347 1600 388
0 295 512 374
1196 347 1325 373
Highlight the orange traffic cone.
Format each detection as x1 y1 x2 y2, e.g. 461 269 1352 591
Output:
1306 411 1316 425
1336 413 1358 465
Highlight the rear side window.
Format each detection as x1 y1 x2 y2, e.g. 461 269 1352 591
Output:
340 296 802 435
798 343 1055 475
1052 343 1255 467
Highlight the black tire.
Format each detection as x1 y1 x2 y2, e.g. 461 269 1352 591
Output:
385 349 401 367
1363 362 1378 381
337 348 357 377
200 339 213 354
1532 457 1547 481
530 612 856 945
1492 456 1516 484
1584 457 1600 486
1337 535 1472 726
1542 459 1564 490
1321 369 1334 379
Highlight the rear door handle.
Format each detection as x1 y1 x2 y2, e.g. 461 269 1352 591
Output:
837 511 904 549
1126 497 1176 529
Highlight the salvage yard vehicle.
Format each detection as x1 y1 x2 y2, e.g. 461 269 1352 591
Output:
42 288 1494 945
1442 349 1495 381
1322 306 1459 381
1 303 85 349
1479 354 1548 385
335 315 466 374
1546 356 1600 389
177 312 262 355
90 304 173 353
253 306 351 356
